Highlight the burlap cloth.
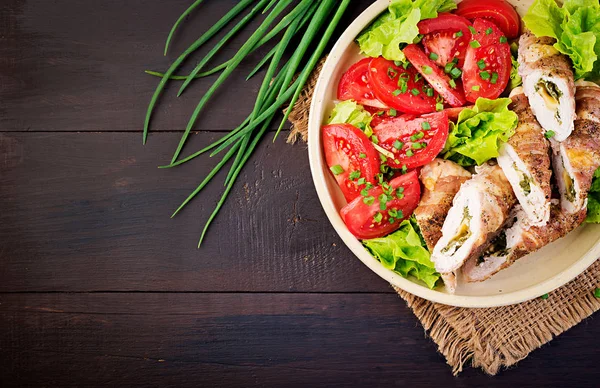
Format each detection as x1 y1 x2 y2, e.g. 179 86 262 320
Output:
286 58 600 375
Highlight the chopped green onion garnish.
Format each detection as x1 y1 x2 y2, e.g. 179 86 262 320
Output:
411 131 424 140
595 288 600 298
363 196 375 205
360 188 369 196
394 60 403 67
387 67 398 79
356 122 366 130
379 202 387 211
422 65 433 74
444 62 454 74
436 102 444 111
377 111 385 116
357 177 366 185
545 130 556 139
491 72 499 84
468 26 476 34
388 208 398 218
429 52 439 60
359 152 366 158
455 30 463 37
425 86 434 97
393 140 403 150
486 28 493 35
412 142 423 149
406 149 414 156
378 193 387 203
421 121 431 130
403 61 410 69
401 165 408 174
349 170 361 180
450 67 462 79
393 89 402 96
540 293 549 300
470 40 481 48
411 88 420 96
477 59 486 70
500 36 507 43
371 135 379 144
414 73 422 82
471 85 481 91
388 217 395 224
330 165 344 175
480 71 490 80
388 108 397 117
449 79 457 89
373 212 383 223
380 154 387 163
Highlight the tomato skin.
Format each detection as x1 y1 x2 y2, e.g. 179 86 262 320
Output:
419 13 472 67
322 124 381 202
337 58 388 109
455 0 520 39
372 111 449 170
462 19 511 102
444 105 473 122
341 171 421 240
404 44 466 107
368 57 439 115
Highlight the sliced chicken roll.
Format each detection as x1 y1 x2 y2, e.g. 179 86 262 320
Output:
413 159 472 292
463 203 586 282
551 80 600 214
496 88 552 226
518 31 576 141
430 164 516 275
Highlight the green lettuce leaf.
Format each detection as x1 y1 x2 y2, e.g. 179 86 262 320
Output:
363 218 440 289
442 98 518 166
585 167 600 223
356 0 457 61
523 0 600 80
327 100 374 136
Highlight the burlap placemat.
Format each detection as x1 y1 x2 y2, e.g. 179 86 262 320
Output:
286 58 600 375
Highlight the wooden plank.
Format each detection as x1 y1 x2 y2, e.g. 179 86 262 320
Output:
1 293 599 387
0 131 390 292
0 0 374 133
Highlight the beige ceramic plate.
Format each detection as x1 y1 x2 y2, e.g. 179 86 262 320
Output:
308 0 600 307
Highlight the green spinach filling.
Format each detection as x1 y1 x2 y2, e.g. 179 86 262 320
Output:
441 207 471 254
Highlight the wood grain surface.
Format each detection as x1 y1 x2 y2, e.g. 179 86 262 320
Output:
1 0 599 387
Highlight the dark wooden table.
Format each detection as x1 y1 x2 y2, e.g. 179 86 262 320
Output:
1 1 599 386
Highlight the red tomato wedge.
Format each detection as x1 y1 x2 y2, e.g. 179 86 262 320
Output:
462 19 511 102
404 44 466 107
341 171 421 240
372 111 449 170
337 58 388 109
455 0 520 39
322 124 381 202
368 57 439 115
419 13 472 67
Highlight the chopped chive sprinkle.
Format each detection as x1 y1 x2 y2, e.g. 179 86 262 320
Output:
357 177 366 185
411 88 420 96
449 79 457 88
471 85 481 91
377 111 385 116
393 140 403 150
379 202 387 211
371 135 379 144
359 152 366 158
480 71 490 80
468 26 476 34
388 208 398 218
444 62 454 74
429 52 439 60
595 288 600 298
455 30 463 37
422 65 433 74
363 196 375 205
387 67 398 79
356 122 366 130
393 89 402 96
545 130 556 139
403 61 410 69
412 142 423 149
477 59 486 70
380 153 387 163
388 217 395 224
401 165 408 174
388 108 397 117
491 72 499 84
425 87 434 97
349 170 361 180
373 212 383 222
365 183 373 189
411 131 424 140
450 67 462 79
394 60 403 67
540 293 549 300
394 159 400 164
406 149 414 156
396 209 404 219
436 103 444 111
360 188 369 196
470 40 481 48
486 28 493 35
421 121 431 130
414 73 422 82
378 193 387 203
500 36 507 43
330 165 344 175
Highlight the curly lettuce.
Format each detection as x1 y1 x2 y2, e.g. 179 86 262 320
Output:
356 0 457 61
523 0 600 80
327 100 374 136
585 167 600 223
363 217 440 289
442 98 518 166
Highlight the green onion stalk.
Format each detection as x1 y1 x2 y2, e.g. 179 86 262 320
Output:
144 0 351 246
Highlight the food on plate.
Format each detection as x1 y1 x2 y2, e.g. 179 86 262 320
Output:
322 0 600 291
551 81 600 214
496 88 552 225
462 203 586 282
518 31 576 141
430 163 516 274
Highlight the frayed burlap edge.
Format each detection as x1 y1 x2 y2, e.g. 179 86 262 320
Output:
285 56 600 376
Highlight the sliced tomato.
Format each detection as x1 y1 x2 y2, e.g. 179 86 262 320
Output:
341 171 421 239
403 44 466 107
372 111 449 170
322 124 381 202
368 57 439 115
337 58 388 109
462 19 511 102
455 0 520 39
443 105 473 122
419 13 472 67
